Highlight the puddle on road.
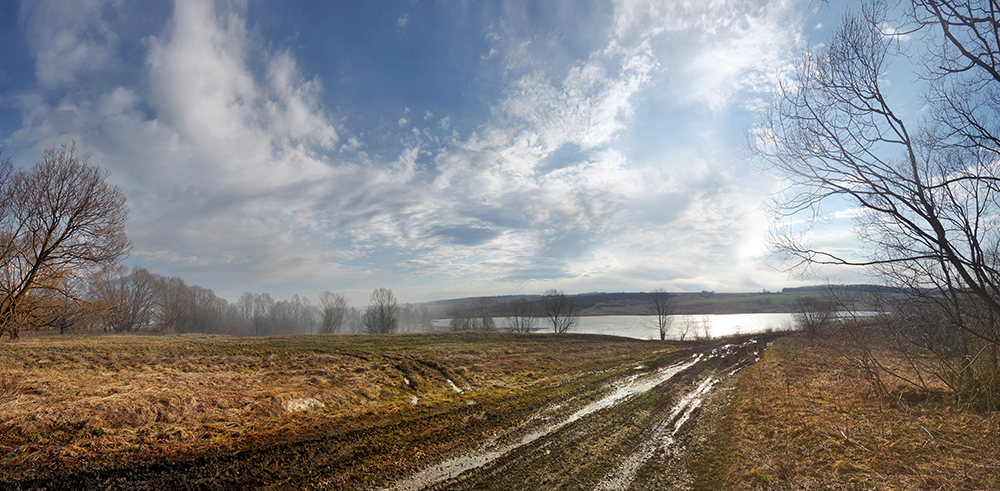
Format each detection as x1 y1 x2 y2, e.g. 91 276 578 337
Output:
595 376 719 491
596 338 760 490
378 356 703 491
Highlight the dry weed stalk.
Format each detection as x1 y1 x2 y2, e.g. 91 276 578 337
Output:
699 334 1000 489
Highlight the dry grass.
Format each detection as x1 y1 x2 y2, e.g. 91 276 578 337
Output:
0 331 676 481
695 332 1000 490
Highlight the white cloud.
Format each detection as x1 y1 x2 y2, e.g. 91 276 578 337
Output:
499 42 656 153
613 0 807 110
6 0 835 300
879 22 912 41
42 0 411 296
398 13 409 28
145 0 339 187
21 0 117 88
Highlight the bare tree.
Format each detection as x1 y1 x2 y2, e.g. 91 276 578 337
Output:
346 306 362 334
318 291 349 334
399 303 426 333
449 311 479 331
362 288 398 334
234 291 275 336
793 296 836 339
753 0 1000 408
676 316 692 341
503 297 538 333
188 285 229 334
89 267 158 333
0 144 129 339
480 310 496 331
269 298 297 334
156 276 192 334
541 289 580 334
648 289 674 341
420 306 434 332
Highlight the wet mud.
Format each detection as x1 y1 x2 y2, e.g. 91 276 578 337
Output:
7 336 766 490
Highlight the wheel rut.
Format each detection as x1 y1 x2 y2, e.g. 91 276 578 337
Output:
379 338 761 491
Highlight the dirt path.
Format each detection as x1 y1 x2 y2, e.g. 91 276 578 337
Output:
8 336 764 490
380 338 762 491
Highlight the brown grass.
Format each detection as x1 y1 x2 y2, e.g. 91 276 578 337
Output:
0 331 678 481
695 332 1000 489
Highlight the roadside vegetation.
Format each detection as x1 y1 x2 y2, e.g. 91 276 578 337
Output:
695 329 999 489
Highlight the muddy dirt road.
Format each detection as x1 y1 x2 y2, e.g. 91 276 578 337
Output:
11 335 765 490
378 338 762 491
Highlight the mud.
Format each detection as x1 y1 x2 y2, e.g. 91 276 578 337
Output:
5 335 767 490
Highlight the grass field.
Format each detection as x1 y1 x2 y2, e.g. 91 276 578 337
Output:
693 332 1000 489
0 331 683 484
2 329 995 488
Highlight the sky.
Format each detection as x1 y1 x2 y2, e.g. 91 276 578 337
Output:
0 0 877 305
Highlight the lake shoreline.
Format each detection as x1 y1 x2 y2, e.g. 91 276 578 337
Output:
433 313 798 340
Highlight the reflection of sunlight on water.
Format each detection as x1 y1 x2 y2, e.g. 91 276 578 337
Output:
435 314 797 340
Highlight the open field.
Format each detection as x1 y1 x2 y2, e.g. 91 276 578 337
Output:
1 329 995 489
0 331 732 489
693 332 1000 489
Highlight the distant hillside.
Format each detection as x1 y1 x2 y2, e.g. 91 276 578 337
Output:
420 285 881 318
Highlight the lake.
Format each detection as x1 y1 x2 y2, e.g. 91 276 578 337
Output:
433 313 798 340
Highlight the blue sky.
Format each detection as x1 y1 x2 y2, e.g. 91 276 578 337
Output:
0 0 875 305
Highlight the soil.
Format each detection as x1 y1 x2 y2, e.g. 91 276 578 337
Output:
1 333 774 490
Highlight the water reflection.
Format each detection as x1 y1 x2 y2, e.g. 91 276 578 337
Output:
434 313 797 340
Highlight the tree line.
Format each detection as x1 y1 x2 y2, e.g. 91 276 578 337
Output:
446 289 594 334
29 263 436 337
0 144 441 338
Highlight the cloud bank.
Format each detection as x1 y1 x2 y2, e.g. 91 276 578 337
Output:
2 0 860 303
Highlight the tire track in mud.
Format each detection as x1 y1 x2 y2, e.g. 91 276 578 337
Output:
378 339 761 491
598 342 763 490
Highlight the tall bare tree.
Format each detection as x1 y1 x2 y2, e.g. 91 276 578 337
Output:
480 310 496 331
89 267 158 333
793 296 836 340
503 297 539 333
648 289 674 341
362 288 398 334
156 276 193 334
541 289 580 334
0 144 129 339
753 0 1000 408
420 306 434 332
251 292 274 336
318 291 349 334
